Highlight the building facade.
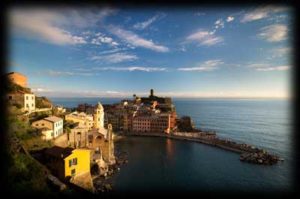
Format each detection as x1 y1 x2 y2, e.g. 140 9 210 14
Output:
65 112 94 130
7 91 35 112
44 146 91 180
32 116 64 139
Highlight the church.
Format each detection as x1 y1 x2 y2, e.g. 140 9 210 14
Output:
65 102 116 167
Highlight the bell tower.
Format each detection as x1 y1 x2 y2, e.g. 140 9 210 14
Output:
93 102 104 129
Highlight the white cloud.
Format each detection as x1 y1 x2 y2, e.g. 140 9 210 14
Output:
9 8 115 45
46 70 95 76
247 63 290 71
226 16 234 22
133 14 162 30
107 25 169 52
93 66 167 72
255 66 289 71
91 53 138 63
91 33 119 46
258 24 287 42
241 5 287 23
215 19 225 29
186 30 223 46
178 60 223 71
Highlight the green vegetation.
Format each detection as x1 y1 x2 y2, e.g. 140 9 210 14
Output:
30 111 51 123
7 79 31 93
36 96 52 108
6 105 54 194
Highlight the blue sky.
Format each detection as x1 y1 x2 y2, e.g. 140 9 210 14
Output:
8 5 292 98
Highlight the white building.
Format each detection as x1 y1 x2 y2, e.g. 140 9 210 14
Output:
32 116 64 140
7 91 35 112
24 93 35 112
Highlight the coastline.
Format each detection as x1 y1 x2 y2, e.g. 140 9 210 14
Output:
116 131 282 165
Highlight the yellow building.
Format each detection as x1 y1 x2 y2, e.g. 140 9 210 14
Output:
44 146 91 180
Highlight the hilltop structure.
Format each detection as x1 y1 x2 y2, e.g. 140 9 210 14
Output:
6 72 27 87
6 72 36 112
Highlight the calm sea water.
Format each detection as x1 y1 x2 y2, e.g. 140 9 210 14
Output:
50 97 293 192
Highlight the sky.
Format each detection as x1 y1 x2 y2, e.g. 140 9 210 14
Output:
8 5 292 98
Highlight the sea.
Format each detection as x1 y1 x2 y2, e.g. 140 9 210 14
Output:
50 97 293 193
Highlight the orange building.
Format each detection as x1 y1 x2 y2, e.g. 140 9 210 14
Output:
7 72 27 87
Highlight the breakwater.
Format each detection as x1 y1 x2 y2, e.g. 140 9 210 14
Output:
124 131 283 165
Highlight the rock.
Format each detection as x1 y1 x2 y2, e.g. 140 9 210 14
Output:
104 183 112 191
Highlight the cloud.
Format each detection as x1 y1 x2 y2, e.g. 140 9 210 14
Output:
215 19 225 29
46 70 95 76
258 24 287 42
93 66 167 72
9 8 115 45
133 13 163 30
91 53 138 63
247 63 290 71
186 30 223 46
178 60 223 71
271 47 291 58
107 25 169 52
241 5 287 23
226 16 234 22
91 33 119 46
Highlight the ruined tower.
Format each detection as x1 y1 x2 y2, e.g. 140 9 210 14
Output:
93 102 104 129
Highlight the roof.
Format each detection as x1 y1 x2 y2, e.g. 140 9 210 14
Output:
44 116 63 123
45 146 74 159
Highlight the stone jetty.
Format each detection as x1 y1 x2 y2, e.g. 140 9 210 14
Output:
126 131 282 165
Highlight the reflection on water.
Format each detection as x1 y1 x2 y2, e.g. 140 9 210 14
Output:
166 138 175 159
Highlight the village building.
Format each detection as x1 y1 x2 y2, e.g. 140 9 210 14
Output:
68 123 89 148
65 111 94 130
43 146 93 190
32 116 63 140
7 72 27 87
87 124 115 165
7 90 36 112
65 102 116 168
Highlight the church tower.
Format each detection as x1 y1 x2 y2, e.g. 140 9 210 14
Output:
93 102 104 129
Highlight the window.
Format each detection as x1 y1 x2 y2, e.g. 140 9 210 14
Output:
42 123 44 126
51 132 54 137
32 104 34 107
71 169 76 176
8 96 12 100
26 96 28 100
32 96 34 100
69 160 72 167
73 158 77 165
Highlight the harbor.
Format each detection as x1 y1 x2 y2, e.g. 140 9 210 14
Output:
124 131 283 165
